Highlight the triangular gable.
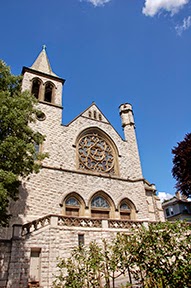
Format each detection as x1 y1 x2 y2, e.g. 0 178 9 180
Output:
81 103 109 123
65 102 110 126
64 102 124 141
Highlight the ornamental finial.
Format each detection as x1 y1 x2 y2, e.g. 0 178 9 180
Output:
42 44 46 51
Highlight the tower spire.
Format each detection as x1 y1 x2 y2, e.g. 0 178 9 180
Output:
30 45 58 77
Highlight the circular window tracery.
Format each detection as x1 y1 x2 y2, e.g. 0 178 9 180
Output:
78 133 115 174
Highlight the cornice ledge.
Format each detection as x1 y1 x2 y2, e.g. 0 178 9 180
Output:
42 164 144 183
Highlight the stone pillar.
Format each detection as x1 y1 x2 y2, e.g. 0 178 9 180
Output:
12 224 22 239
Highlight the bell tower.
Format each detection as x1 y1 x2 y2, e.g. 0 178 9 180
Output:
22 46 65 123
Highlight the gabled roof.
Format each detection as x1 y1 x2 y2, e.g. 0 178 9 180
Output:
162 196 191 207
65 102 110 126
64 102 123 140
30 45 58 77
81 102 109 123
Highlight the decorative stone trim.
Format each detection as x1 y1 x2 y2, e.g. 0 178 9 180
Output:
58 215 102 228
42 164 144 183
21 215 158 237
22 215 51 237
108 219 144 229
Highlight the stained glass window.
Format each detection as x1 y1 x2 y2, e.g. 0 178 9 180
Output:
78 133 115 174
120 203 131 211
91 196 109 208
65 197 79 206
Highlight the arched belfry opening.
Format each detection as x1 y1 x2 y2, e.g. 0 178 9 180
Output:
31 78 41 99
44 82 54 103
22 46 65 108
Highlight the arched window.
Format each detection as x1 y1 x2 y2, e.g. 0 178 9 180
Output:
44 82 54 103
65 196 80 216
63 193 85 217
119 199 136 220
120 202 131 220
31 78 41 99
77 129 118 175
91 195 110 219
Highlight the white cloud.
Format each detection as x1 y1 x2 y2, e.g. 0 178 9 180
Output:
143 0 189 17
158 192 173 202
175 15 191 35
83 0 111 6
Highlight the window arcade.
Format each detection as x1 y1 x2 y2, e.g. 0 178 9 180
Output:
31 78 55 103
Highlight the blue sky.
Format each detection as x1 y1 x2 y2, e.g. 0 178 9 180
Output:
1 0 191 199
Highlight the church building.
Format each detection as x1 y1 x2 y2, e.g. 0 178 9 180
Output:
0 47 164 288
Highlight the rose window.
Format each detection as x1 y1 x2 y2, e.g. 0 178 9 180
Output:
78 133 115 174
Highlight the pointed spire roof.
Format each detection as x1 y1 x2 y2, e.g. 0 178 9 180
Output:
30 45 58 77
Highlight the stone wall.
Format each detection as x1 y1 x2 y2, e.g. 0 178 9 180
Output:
10 167 149 224
0 240 11 288
4 216 150 288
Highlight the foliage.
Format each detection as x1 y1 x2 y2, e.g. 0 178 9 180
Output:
53 242 103 288
126 221 191 287
172 133 191 197
0 60 47 226
53 222 191 288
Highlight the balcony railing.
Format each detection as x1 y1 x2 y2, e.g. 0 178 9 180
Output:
58 216 102 228
19 215 152 238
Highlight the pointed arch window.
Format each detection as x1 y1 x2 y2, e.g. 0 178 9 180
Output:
44 82 54 103
91 195 110 219
119 200 135 220
31 78 41 99
91 196 109 208
65 196 80 216
63 194 85 217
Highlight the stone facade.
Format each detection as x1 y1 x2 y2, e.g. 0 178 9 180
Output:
0 48 164 288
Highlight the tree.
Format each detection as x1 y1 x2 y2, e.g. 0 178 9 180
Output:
172 133 191 197
127 221 191 287
53 222 191 288
0 60 47 226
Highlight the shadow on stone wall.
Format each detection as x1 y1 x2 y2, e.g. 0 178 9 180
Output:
0 183 30 288
10 182 30 224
